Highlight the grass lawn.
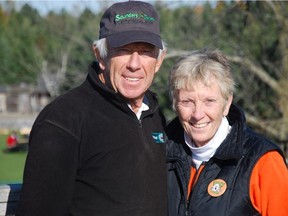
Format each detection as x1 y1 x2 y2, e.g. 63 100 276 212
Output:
0 135 27 184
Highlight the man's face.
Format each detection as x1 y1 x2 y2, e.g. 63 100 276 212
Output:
101 42 164 104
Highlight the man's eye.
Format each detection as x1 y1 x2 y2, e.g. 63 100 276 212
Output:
113 47 157 58
117 49 130 55
139 50 154 57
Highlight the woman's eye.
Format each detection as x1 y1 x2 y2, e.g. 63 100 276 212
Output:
178 100 193 107
206 99 216 105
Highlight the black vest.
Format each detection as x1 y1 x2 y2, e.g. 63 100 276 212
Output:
166 105 285 216
187 135 279 216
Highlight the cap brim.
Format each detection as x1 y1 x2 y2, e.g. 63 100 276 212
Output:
107 31 163 49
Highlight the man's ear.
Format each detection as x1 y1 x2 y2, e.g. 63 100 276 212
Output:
155 50 166 73
93 45 105 70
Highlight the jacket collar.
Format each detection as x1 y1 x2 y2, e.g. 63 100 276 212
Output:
212 104 247 160
86 61 159 116
167 104 247 162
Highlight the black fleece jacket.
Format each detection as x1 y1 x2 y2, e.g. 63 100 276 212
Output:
17 62 167 216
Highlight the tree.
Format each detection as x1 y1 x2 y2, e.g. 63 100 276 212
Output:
228 1 288 148
155 1 288 156
1 1 288 155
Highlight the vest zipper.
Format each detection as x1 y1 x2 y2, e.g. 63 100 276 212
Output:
185 203 189 216
186 163 205 214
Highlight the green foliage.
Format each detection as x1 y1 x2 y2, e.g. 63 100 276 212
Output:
0 1 286 123
0 4 43 84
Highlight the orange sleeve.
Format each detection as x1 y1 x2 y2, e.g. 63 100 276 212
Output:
250 151 288 216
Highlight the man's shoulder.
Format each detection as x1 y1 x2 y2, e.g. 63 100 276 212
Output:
34 85 94 126
166 117 181 133
166 117 184 141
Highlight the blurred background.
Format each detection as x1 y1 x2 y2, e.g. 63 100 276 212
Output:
0 0 287 183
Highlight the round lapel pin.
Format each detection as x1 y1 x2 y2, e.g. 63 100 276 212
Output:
207 179 227 197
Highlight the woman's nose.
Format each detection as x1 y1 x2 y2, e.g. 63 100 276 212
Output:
192 103 205 120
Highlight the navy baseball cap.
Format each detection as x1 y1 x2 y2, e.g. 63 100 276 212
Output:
99 1 163 49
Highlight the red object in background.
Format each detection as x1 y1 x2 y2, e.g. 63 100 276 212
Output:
6 134 17 148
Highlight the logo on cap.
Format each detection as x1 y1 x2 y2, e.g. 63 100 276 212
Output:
115 12 156 22
207 179 227 197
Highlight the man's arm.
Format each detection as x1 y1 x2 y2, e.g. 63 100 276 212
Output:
16 122 79 216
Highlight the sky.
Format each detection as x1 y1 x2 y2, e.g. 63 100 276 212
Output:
14 0 113 15
11 0 213 16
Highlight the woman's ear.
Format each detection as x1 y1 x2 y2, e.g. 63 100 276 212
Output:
224 95 233 116
93 45 105 70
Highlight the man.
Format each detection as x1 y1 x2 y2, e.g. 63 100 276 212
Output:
17 1 167 215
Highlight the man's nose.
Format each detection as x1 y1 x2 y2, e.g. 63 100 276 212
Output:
127 52 141 71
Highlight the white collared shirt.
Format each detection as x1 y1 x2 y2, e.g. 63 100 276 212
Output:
127 101 149 120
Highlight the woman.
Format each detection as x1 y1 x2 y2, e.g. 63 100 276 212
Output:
166 48 288 216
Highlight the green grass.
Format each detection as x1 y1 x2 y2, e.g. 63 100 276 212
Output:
0 135 27 184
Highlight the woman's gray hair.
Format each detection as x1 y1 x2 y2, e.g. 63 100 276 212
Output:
169 48 236 110
93 38 167 60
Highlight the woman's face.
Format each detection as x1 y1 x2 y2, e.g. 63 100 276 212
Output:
176 78 232 147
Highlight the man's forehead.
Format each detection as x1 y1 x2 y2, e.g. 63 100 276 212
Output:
117 42 157 49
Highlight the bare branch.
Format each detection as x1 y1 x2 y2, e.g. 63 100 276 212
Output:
228 56 280 93
245 113 286 141
41 51 69 98
56 51 68 84
41 60 57 98
165 49 192 59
